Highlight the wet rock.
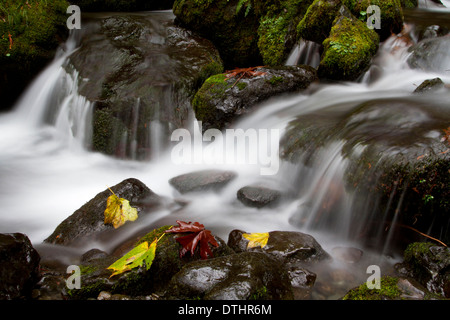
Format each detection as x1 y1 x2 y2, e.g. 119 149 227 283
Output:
286 264 317 299
193 66 317 131
68 12 223 159
414 77 445 94
395 242 450 298
331 247 363 264
407 36 450 75
318 5 379 81
228 229 331 264
0 233 41 300
166 252 293 300
169 170 237 194
65 226 234 299
237 185 282 209
342 275 444 300
44 178 163 246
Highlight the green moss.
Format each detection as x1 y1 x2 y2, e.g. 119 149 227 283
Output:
192 73 233 122
0 0 69 63
318 13 379 81
92 108 127 155
297 0 342 44
343 276 402 300
250 285 268 300
343 0 404 41
257 15 288 66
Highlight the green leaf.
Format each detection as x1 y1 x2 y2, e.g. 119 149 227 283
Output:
107 237 158 278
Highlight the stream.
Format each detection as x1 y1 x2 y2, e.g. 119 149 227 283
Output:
0 4 449 300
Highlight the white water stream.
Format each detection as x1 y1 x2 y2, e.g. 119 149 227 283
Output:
0 8 449 297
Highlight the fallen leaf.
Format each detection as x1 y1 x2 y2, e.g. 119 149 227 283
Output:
242 232 269 249
104 188 138 229
165 220 219 259
107 240 156 277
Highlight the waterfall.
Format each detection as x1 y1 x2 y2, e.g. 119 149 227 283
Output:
285 39 321 68
0 7 448 262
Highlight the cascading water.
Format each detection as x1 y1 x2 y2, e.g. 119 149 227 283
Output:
0 5 449 299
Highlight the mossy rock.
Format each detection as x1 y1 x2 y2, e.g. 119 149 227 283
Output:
192 66 317 131
297 0 342 44
318 6 379 81
0 0 69 110
173 0 262 68
399 0 418 8
342 0 404 41
396 242 450 298
66 225 234 299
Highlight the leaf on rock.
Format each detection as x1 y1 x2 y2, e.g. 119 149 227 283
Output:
165 220 219 260
104 188 138 229
242 232 269 249
107 236 159 278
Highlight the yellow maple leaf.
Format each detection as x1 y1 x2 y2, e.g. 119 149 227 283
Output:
242 232 269 249
104 188 138 229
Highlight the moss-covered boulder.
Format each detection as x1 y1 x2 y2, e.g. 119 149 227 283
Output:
318 6 379 81
400 0 418 8
396 242 450 298
65 225 234 299
342 276 444 300
0 0 69 110
192 65 317 131
342 0 404 41
297 0 342 44
173 0 315 67
69 0 174 11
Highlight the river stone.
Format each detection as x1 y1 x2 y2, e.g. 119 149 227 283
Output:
169 170 237 194
193 65 318 131
331 246 363 264
414 77 445 94
0 233 41 300
166 252 293 300
396 242 450 298
237 185 282 208
44 178 162 247
407 36 450 74
228 230 331 264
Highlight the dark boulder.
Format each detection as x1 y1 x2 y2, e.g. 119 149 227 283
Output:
237 185 282 208
68 12 223 159
169 170 237 194
228 229 331 264
44 178 162 246
0 233 40 300
396 242 450 298
193 66 317 131
166 252 294 300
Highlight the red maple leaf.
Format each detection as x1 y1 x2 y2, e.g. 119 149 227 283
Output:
225 66 267 88
165 220 219 259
